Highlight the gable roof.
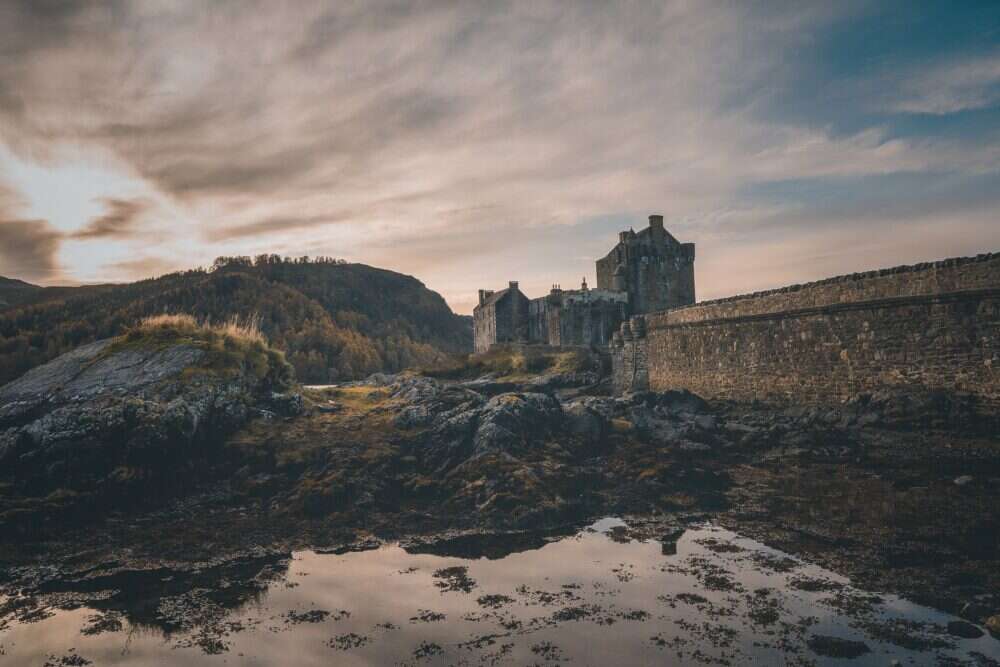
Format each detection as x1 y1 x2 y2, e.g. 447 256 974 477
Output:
475 285 531 313
480 287 511 308
635 225 680 246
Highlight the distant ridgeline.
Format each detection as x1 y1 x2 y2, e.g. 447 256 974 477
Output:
0 256 472 385
612 253 1000 411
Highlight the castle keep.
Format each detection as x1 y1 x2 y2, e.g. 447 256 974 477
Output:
596 214 696 313
474 215 695 353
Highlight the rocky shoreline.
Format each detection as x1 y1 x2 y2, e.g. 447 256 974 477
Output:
1 342 998 645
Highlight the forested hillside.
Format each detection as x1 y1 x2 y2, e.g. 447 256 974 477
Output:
0 256 472 385
0 277 43 310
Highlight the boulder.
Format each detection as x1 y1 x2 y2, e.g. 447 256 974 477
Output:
388 376 484 431
562 400 608 442
526 371 601 392
0 336 282 496
458 375 519 396
268 391 304 417
841 389 982 431
472 393 563 458
645 389 710 415
946 620 984 639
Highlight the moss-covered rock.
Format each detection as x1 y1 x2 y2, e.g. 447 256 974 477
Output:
0 321 298 527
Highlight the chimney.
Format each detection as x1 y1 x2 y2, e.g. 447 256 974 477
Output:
649 214 664 231
509 280 519 290
478 289 486 306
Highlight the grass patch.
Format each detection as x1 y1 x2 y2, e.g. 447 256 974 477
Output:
420 345 597 380
108 312 294 391
130 313 266 346
228 385 404 466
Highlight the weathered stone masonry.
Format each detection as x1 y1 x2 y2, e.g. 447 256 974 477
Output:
475 215 695 351
612 254 1000 410
611 316 650 394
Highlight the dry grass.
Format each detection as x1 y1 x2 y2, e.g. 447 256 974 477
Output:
217 314 266 345
135 313 266 345
136 313 199 331
118 311 294 390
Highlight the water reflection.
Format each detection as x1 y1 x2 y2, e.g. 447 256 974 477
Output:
1 521 997 666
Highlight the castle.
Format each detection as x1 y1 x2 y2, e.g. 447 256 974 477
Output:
474 214 695 352
474 213 999 415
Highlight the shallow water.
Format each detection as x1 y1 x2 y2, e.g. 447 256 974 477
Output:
1 520 997 666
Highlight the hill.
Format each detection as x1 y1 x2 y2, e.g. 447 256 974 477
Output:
0 256 472 385
0 276 43 310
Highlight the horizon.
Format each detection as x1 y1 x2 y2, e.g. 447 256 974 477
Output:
1 2 999 315
4 241 997 318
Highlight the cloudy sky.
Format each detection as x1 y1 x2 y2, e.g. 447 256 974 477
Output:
0 1 998 313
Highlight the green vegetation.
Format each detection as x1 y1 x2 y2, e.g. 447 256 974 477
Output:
111 313 294 391
421 345 598 380
228 384 405 467
0 256 472 385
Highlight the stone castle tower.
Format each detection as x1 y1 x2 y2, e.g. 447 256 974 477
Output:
474 213 694 352
595 214 695 314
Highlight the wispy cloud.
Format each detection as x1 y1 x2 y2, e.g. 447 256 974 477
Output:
70 197 149 239
889 53 1000 115
0 1 997 310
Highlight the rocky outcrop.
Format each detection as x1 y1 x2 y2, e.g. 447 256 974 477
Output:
371 373 734 472
324 372 921 526
0 337 299 512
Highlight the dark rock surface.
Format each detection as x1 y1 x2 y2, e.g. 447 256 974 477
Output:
947 620 985 639
0 338 300 526
1 359 997 641
807 634 871 658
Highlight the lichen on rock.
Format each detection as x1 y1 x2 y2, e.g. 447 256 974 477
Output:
0 316 298 527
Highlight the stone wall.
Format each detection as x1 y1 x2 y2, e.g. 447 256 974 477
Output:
528 288 628 348
550 298 625 347
473 302 497 353
612 254 1000 410
611 317 650 394
655 254 998 326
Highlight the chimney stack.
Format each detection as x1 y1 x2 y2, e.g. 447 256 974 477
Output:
509 280 519 290
649 214 664 231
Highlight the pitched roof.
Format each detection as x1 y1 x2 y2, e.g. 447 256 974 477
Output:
476 286 522 312
635 225 680 245
481 287 510 307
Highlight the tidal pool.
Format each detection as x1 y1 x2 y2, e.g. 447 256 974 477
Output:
1 520 997 666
